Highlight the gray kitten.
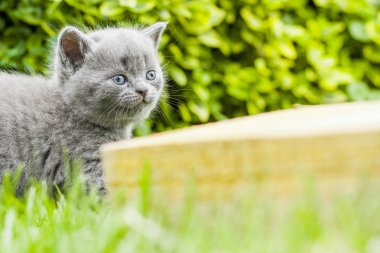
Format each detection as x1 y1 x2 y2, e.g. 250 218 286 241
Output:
0 22 167 194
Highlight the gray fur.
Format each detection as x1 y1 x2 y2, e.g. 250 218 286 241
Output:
0 22 167 194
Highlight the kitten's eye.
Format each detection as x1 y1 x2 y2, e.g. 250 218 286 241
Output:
146 70 156 81
112 75 126 85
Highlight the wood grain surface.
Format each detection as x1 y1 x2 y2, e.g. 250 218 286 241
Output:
101 101 380 202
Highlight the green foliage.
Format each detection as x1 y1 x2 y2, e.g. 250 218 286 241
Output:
1 0 380 132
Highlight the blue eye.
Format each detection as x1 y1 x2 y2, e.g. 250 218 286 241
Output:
146 70 156 81
112 75 126 85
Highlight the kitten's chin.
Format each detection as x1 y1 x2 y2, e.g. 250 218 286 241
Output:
74 98 157 129
89 116 138 129
91 106 154 129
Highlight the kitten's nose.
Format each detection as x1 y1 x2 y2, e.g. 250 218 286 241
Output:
135 88 148 98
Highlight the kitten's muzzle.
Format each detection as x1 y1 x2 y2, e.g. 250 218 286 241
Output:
135 87 148 98
135 88 154 104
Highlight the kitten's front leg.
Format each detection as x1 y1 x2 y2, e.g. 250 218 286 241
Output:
82 157 107 195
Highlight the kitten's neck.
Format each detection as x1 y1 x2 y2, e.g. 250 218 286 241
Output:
68 107 132 138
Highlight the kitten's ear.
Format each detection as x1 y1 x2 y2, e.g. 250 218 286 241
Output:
57 26 91 70
142 22 168 49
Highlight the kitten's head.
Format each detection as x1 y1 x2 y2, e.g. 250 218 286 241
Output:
54 22 167 128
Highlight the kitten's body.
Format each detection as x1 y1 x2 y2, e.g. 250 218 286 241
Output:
0 73 121 192
0 23 167 193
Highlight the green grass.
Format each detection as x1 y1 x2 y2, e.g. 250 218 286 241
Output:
0 171 380 253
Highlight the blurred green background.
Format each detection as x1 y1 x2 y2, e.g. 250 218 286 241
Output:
1 0 380 134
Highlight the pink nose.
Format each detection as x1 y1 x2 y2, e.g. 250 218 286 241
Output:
135 88 148 98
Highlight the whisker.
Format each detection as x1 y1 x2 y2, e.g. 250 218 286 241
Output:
154 107 168 125
160 100 180 114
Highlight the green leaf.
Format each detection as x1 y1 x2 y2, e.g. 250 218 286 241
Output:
240 6 262 31
169 44 184 62
188 101 210 122
168 65 188 86
193 70 212 86
177 2 225 34
198 30 223 48
10 7 43 25
193 84 210 101
227 86 249 101
347 82 369 101
100 1 124 17
349 21 370 42
119 0 155 13
179 56 200 70
277 41 297 59
365 21 380 45
363 45 380 63
178 103 192 122
246 101 260 114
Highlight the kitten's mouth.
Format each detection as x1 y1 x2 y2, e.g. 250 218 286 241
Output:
111 96 156 120
123 100 152 114
129 96 153 106
143 97 154 104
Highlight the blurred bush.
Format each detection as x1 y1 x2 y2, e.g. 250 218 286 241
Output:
1 0 380 133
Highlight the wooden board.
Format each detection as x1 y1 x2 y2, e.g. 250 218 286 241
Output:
100 101 380 202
